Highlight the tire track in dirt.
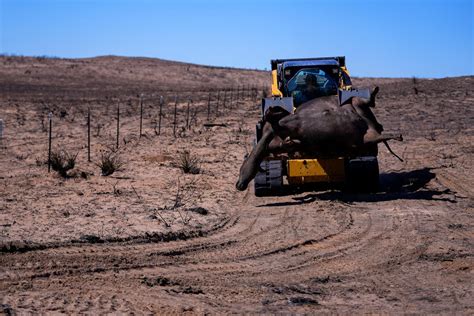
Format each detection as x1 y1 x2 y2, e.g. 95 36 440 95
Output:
350 199 473 311
1 193 348 283
1 184 472 314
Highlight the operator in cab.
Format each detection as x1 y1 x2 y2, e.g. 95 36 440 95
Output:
290 70 338 107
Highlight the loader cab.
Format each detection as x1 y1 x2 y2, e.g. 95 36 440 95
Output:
271 57 352 106
254 56 379 197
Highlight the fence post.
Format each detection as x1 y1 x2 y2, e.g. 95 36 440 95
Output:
223 89 227 111
190 99 196 127
139 94 144 138
185 98 191 129
0 119 3 149
173 95 178 137
116 103 120 149
207 92 211 121
158 95 163 135
87 107 91 162
216 91 220 117
48 112 52 172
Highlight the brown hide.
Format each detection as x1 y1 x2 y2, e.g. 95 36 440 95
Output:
236 87 402 191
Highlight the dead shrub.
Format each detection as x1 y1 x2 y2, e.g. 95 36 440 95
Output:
178 150 200 174
50 149 78 177
97 150 124 176
167 178 202 225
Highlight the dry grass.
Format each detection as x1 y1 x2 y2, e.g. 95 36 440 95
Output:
97 150 124 176
167 178 202 225
49 149 78 178
178 150 200 174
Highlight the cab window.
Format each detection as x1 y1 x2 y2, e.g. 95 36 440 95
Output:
285 68 338 106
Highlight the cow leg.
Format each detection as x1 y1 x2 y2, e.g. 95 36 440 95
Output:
280 137 302 152
369 86 379 106
363 129 403 145
363 130 404 161
268 137 301 154
268 136 283 153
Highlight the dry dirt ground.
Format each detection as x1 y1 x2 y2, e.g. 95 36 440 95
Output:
0 56 473 314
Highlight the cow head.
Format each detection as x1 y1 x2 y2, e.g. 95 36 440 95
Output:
236 107 289 191
236 121 276 191
236 153 259 191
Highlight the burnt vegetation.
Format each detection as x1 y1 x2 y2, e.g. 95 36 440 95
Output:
49 149 78 178
96 149 125 176
178 150 201 174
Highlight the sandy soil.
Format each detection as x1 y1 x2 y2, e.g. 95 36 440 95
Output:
0 56 473 314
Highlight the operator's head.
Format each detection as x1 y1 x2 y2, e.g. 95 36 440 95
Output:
305 74 317 86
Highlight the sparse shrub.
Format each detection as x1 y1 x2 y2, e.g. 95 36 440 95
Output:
167 178 202 225
50 149 78 177
15 153 28 161
178 150 200 174
97 150 124 176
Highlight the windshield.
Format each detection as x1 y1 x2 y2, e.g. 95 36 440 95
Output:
285 68 338 106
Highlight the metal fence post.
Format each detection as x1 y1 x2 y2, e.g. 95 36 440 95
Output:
0 119 4 149
216 91 220 117
116 103 120 149
186 98 191 129
207 92 211 121
48 112 52 172
139 94 144 138
158 95 163 135
87 107 91 162
173 95 178 137
223 89 227 110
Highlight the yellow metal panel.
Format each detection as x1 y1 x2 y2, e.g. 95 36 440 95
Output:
341 66 350 76
271 70 283 97
340 66 352 90
287 158 345 184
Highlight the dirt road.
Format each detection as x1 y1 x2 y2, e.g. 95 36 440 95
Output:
1 57 472 314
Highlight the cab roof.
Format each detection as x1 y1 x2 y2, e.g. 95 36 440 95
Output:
271 56 346 70
282 59 339 68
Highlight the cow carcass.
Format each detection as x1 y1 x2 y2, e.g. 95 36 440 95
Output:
236 87 403 191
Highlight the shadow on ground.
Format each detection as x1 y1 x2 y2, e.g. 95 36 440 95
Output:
257 168 457 207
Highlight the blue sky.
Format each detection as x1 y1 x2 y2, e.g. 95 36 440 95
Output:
0 0 472 77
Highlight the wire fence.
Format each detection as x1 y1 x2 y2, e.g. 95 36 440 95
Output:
0 85 269 167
